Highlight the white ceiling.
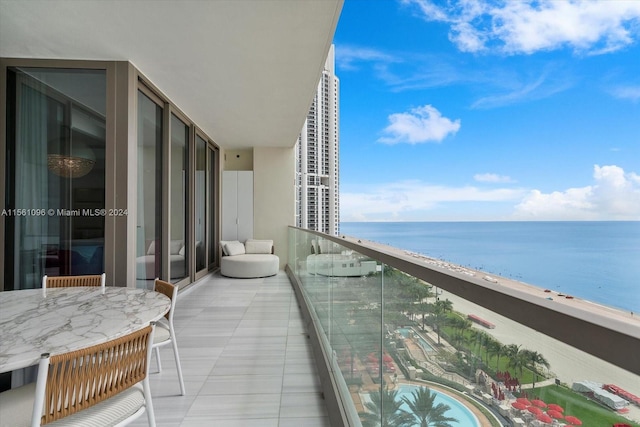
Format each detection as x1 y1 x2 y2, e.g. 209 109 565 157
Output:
0 0 343 149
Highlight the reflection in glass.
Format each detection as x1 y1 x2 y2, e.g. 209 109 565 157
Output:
4 68 106 290
195 135 206 271
207 148 217 266
170 114 188 282
136 91 163 288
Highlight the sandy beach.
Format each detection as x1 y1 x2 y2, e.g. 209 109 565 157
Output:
351 237 640 421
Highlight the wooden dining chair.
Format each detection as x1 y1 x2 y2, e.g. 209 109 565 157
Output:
42 273 106 289
152 278 186 396
0 324 156 427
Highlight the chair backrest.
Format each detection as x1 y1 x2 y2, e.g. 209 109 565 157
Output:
33 324 154 426
42 273 106 289
154 278 177 322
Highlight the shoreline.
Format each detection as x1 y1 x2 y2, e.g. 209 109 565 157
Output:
353 238 640 396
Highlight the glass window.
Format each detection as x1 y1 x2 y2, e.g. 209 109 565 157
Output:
136 90 163 288
4 67 106 290
195 135 206 272
207 147 217 267
170 114 188 282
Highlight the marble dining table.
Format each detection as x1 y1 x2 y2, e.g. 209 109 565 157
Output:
0 286 171 374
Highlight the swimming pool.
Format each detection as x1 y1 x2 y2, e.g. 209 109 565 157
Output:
394 384 480 427
398 327 435 353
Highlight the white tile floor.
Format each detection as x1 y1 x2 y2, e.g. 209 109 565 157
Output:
130 271 331 427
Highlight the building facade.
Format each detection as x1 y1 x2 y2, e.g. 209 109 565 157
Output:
295 45 340 236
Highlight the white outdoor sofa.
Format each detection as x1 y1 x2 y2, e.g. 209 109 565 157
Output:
220 239 279 278
306 239 377 277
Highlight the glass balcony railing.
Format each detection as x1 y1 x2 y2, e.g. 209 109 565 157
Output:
287 227 640 427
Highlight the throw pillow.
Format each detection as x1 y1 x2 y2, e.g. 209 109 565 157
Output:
224 241 246 256
245 239 273 254
220 240 240 256
170 240 184 255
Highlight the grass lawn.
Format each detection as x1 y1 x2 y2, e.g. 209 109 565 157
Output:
529 384 639 427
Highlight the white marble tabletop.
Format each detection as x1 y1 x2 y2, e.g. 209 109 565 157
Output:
0 287 170 373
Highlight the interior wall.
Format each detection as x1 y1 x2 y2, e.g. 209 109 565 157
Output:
224 149 253 171
253 147 295 268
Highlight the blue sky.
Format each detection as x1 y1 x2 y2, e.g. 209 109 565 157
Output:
334 0 640 222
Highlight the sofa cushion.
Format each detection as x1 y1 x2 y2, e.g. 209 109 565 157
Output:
146 241 156 255
245 239 273 254
220 253 279 278
170 240 184 255
219 240 239 256
224 241 246 256
318 240 342 254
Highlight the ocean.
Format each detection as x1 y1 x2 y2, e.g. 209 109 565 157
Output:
339 221 640 313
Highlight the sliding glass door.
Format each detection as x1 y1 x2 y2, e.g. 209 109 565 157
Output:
136 89 163 288
4 67 106 290
170 114 188 283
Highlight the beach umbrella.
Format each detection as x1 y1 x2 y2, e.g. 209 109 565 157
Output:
516 397 531 406
511 402 527 410
565 415 582 425
531 399 547 408
537 413 553 424
547 409 564 419
547 403 564 412
527 406 544 416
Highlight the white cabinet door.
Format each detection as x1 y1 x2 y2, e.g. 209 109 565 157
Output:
236 171 253 241
222 171 238 241
222 171 253 241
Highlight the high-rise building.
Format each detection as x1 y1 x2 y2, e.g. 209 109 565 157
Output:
296 45 340 235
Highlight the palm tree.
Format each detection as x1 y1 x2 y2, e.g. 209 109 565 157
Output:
526 350 550 389
485 338 502 369
448 316 471 345
431 300 452 345
360 388 414 427
402 386 458 427
493 343 506 372
507 347 529 380
503 343 520 374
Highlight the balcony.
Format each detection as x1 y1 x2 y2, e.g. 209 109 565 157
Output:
131 227 639 427
129 272 331 426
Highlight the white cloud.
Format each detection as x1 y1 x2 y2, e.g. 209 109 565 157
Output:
471 69 573 109
474 173 515 183
342 165 639 221
335 45 399 71
514 165 640 220
378 105 461 144
610 85 640 102
341 180 525 221
403 0 640 55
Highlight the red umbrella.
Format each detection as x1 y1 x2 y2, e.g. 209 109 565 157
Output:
516 397 531 406
547 403 564 412
537 413 553 424
547 409 564 419
531 399 547 408
511 402 527 410
565 415 583 425
527 406 544 416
